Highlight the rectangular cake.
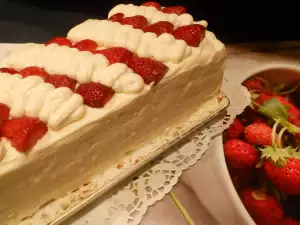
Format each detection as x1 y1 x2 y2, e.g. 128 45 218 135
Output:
0 2 226 225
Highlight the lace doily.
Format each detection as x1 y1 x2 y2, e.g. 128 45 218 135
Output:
17 69 250 225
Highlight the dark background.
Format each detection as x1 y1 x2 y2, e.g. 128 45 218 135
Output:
0 0 299 44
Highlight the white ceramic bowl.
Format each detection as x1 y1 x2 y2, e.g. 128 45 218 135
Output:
214 64 300 225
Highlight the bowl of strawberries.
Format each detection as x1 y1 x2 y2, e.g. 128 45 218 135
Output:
221 64 300 225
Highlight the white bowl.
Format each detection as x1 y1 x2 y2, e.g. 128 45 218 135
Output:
214 64 300 225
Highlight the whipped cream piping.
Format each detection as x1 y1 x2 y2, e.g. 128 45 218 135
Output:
109 4 194 28
0 73 86 130
1 44 145 94
68 19 192 63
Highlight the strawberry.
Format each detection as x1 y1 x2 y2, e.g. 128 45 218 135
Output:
47 75 77 91
225 117 244 140
76 82 115 108
121 15 148 29
172 24 206 47
264 158 300 195
73 39 98 52
143 21 174 36
282 218 300 225
240 189 284 225
256 93 300 122
128 56 168 84
224 139 259 169
141 2 161 10
20 67 49 81
94 47 133 64
244 123 274 146
240 106 267 125
0 104 10 127
0 67 18 74
243 78 264 91
45 37 72 47
1 117 48 152
108 13 124 22
161 6 187 15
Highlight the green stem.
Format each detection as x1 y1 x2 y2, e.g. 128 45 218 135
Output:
277 127 287 149
170 191 195 225
272 120 280 150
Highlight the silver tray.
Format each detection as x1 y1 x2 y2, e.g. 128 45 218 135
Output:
41 92 230 225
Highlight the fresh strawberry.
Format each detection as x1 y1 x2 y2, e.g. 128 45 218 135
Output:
264 158 300 195
1 117 48 152
20 67 49 81
256 93 300 122
225 117 245 140
108 13 125 22
224 139 259 169
121 15 148 29
128 56 168 84
141 2 161 10
47 75 77 91
282 218 300 225
73 39 98 52
143 21 174 36
0 104 10 127
76 82 115 108
45 37 72 47
240 106 267 125
240 189 284 225
0 67 18 74
244 123 274 146
94 47 133 64
243 78 264 91
161 6 187 15
172 24 206 47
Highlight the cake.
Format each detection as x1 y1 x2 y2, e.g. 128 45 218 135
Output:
0 2 226 224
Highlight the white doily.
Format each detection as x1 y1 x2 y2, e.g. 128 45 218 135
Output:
18 69 250 225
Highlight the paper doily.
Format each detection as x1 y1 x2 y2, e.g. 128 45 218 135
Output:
18 68 250 225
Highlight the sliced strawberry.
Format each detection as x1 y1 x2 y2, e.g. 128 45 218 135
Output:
47 75 77 91
0 67 18 74
128 56 168 84
45 37 72 47
73 39 98 52
161 6 187 15
0 104 10 127
76 82 115 108
143 21 174 36
1 117 48 152
141 1 161 10
20 67 49 81
94 47 133 64
121 15 148 29
173 24 206 47
108 13 124 22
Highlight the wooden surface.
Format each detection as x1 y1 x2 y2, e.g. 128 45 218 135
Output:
139 43 300 225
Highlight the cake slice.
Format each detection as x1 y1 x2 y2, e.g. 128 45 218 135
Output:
0 2 226 225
